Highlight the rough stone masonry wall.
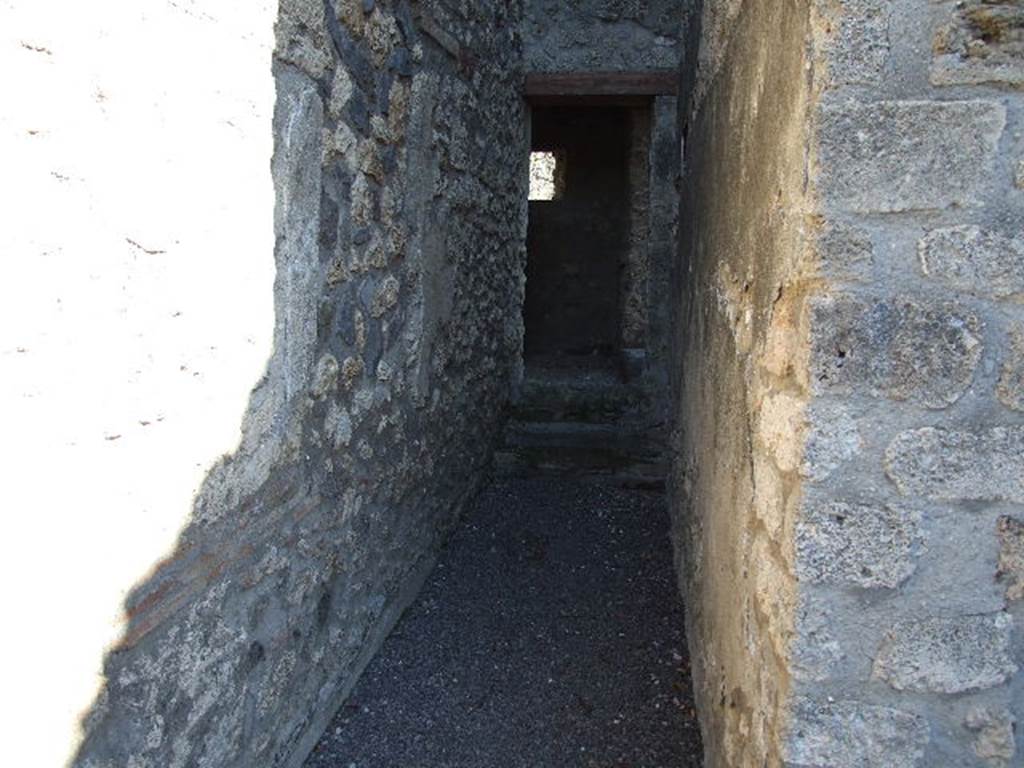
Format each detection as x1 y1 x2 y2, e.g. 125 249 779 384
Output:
71 1 527 766
674 0 1024 765
524 0 682 72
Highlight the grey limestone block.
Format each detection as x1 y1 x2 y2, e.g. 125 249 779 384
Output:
817 100 1005 213
810 294 982 409
872 614 1017 694
785 698 929 768
796 501 922 589
885 426 1024 502
919 226 1024 301
997 325 1024 413
997 515 1024 602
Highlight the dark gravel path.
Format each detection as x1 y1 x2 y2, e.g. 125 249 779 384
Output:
305 477 702 768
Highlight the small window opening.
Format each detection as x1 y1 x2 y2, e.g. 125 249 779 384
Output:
529 150 566 201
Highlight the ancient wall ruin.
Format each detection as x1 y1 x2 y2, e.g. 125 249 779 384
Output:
8 0 1024 765
524 0 682 72
671 1 815 762
673 0 1024 765
66 1 527 766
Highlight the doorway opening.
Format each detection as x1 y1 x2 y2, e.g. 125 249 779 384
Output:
525 106 629 367
498 102 666 482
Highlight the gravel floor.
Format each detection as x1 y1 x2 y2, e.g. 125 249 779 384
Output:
305 477 703 768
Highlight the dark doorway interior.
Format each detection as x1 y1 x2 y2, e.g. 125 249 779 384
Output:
525 107 631 364
501 103 663 481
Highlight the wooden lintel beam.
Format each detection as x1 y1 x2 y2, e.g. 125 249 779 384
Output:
524 71 678 100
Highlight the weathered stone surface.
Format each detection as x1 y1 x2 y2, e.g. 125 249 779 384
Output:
932 1 1024 87
817 100 1005 212
997 325 1024 412
785 698 929 768
885 426 1024 502
810 295 982 408
919 226 1024 301
802 402 862 481
523 0 681 72
966 706 1017 767
822 0 891 85
796 501 922 588
873 614 1017 693
816 221 874 282
997 515 1024 601
73 2 530 767
1016 158 1024 190
792 595 844 682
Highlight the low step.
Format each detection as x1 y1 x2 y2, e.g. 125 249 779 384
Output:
496 419 667 487
515 379 648 422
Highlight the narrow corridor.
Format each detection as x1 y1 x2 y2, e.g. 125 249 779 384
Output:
305 477 702 767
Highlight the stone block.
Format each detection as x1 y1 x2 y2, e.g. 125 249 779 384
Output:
785 698 928 768
919 226 1024 301
817 100 1005 212
273 67 325 402
1016 159 1024 190
932 1 1024 87
792 594 844 682
823 0 891 85
802 402 862 481
311 354 340 398
966 706 1017 767
275 0 332 78
997 325 1024 412
873 614 1017 693
811 295 982 409
997 515 1024 601
816 221 874 282
796 501 922 588
885 426 1024 502
370 275 400 318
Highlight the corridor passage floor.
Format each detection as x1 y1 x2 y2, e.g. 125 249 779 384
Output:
305 477 702 768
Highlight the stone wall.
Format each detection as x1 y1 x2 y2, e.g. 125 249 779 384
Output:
792 0 1023 764
671 1 815 764
524 0 682 72
67 1 527 766
673 0 1024 765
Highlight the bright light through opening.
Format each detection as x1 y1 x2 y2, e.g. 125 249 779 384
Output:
529 151 565 201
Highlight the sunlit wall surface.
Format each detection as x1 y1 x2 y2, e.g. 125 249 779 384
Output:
0 2 278 764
